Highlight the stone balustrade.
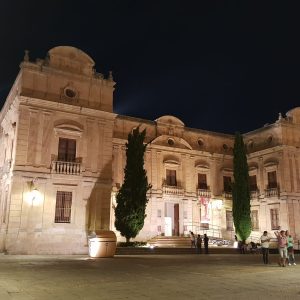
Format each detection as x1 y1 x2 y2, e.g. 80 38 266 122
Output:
162 185 184 196
250 190 259 199
222 191 232 200
197 188 211 198
265 187 279 198
51 161 81 175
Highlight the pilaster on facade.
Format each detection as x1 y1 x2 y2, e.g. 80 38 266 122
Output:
4 46 300 253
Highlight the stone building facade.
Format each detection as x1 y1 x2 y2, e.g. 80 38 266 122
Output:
0 46 300 254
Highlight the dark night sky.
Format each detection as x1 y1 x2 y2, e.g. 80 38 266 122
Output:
0 1 300 134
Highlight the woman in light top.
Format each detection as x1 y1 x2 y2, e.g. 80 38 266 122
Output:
287 232 296 266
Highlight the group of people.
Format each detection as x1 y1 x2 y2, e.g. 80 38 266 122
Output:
260 229 296 267
189 231 209 254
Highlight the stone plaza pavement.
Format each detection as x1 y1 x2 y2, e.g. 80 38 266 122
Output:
0 253 299 300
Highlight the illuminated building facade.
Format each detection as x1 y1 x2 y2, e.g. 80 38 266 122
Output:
1 46 300 253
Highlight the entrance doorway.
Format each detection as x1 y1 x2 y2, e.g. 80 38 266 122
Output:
174 203 179 236
164 202 180 236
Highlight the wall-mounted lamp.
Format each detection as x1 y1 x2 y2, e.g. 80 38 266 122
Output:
31 187 39 201
27 178 42 205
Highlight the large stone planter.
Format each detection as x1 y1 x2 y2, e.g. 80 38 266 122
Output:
88 230 117 258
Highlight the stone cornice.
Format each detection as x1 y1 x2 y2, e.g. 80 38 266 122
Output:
19 96 117 121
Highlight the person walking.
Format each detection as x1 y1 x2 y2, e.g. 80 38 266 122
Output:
260 231 270 264
196 234 202 254
287 233 297 266
189 231 196 248
204 234 209 254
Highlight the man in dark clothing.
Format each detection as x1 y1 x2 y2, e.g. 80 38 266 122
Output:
196 235 202 254
204 234 209 254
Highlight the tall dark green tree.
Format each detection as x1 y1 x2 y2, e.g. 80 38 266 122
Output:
114 127 151 243
232 132 252 242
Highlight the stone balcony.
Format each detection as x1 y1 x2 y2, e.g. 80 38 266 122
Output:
265 187 280 198
250 189 259 199
222 191 232 200
197 188 211 198
51 160 81 175
162 184 184 196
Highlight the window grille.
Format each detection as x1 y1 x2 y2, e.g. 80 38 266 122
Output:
55 191 72 223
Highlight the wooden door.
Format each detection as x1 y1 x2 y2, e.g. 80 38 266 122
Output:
174 204 179 236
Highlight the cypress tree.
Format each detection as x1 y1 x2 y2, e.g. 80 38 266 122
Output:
114 127 151 243
232 132 252 242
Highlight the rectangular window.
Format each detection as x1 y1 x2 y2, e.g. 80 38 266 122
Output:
249 175 258 191
183 225 187 231
157 209 161 218
58 138 76 162
183 211 188 219
166 169 177 186
267 171 277 189
226 210 233 231
270 208 279 230
198 173 208 189
223 176 232 192
157 225 161 232
251 210 259 230
55 191 72 223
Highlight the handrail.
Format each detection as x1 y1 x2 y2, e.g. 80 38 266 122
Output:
184 222 224 239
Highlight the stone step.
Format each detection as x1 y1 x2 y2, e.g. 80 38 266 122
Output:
148 236 191 247
116 247 238 255
115 247 290 255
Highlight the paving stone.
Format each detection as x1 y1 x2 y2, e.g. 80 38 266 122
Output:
0 254 299 299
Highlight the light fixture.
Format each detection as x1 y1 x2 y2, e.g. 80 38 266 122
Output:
31 187 39 202
26 178 42 205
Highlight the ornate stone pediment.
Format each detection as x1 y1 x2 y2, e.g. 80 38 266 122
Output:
47 46 95 76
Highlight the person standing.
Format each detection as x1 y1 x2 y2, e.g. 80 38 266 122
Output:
204 234 209 254
189 231 196 248
275 230 288 267
196 234 202 254
287 234 297 266
260 231 270 264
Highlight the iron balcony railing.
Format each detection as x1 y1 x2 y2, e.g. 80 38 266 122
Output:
51 161 81 175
